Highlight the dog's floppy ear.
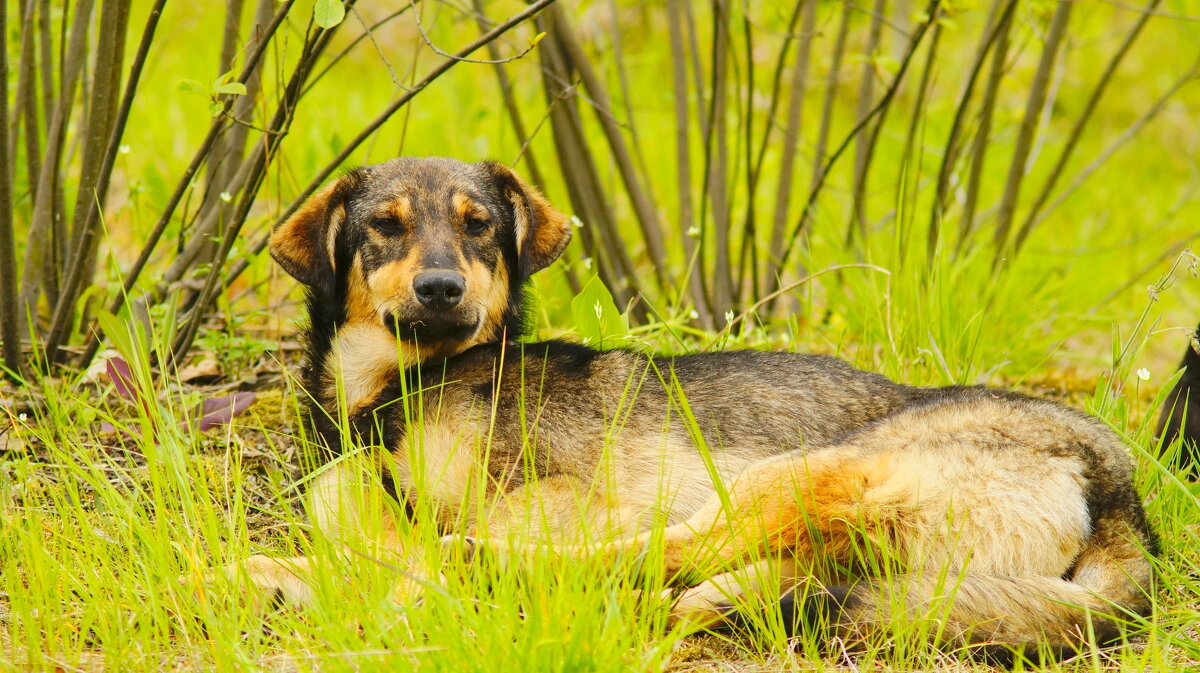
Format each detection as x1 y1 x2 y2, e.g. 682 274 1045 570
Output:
483 162 571 278
269 171 360 287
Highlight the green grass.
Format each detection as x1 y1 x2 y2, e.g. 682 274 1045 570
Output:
4 0 1200 670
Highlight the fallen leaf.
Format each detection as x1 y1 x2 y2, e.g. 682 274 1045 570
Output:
191 392 257 431
178 357 222 383
106 357 137 401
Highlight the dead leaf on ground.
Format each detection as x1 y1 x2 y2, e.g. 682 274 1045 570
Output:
178 356 223 383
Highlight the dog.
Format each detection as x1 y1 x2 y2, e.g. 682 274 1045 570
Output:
245 156 1157 660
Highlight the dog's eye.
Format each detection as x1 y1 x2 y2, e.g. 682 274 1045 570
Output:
464 216 490 236
370 216 404 236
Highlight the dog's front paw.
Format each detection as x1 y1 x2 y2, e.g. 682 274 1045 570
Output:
184 555 317 610
439 534 477 561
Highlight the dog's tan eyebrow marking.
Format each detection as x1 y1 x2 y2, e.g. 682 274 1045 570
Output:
453 192 489 221
387 196 412 221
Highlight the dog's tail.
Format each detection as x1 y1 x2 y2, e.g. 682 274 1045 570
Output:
1156 321 1200 473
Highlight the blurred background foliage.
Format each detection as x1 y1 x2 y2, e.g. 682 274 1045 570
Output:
1 0 1198 387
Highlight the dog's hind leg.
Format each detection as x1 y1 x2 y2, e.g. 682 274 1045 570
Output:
665 555 801 632
782 571 1140 662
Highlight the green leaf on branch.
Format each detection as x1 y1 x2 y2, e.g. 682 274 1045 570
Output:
314 0 346 29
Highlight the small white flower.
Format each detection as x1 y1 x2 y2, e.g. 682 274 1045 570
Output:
581 257 593 270
18 413 27 422
118 144 131 155
1136 368 1151 382
594 301 604 320
570 215 584 228
686 226 700 238
689 309 699 320
725 310 735 324
219 191 233 203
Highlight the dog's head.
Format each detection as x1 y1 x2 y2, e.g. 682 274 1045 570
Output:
270 157 571 358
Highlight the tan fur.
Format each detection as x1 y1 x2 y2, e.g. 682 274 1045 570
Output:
343 257 377 325
322 323 411 414
473 258 510 346
494 166 570 271
269 179 346 281
668 557 802 631
388 195 412 223
453 192 490 224
366 257 422 319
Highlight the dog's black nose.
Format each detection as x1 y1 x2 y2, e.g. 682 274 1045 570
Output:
413 271 466 311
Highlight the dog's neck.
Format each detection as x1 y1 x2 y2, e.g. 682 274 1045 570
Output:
308 321 510 417
316 323 414 415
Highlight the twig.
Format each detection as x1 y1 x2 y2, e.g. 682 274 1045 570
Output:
302 7 415 97
409 0 543 65
710 264 891 346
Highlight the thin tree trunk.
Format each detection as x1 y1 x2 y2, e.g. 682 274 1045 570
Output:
537 20 639 312
0 5 22 376
46 0 160 365
928 0 1016 257
766 0 816 289
735 9 756 303
10 1 38 192
666 0 710 326
895 20 942 264
1024 56 1200 237
548 4 668 294
957 0 1014 253
705 0 734 318
797 0 851 251
992 0 1072 262
847 0 887 246
471 0 545 189
18 0 94 335
76 0 298 368
773 0 940 295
